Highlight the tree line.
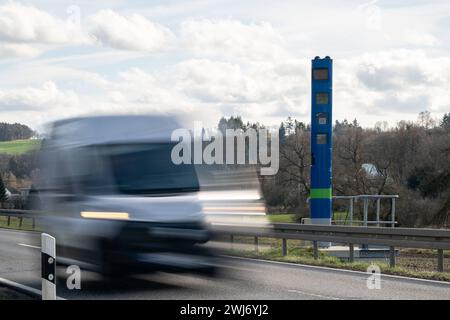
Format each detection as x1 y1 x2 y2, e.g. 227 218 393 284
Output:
0 122 35 141
0 114 449 227
219 112 450 228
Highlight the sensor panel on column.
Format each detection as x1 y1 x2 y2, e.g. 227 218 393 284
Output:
310 57 332 223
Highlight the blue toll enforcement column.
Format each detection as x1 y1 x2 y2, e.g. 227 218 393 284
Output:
310 56 333 227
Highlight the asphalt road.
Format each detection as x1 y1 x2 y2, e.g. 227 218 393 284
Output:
1 228 450 300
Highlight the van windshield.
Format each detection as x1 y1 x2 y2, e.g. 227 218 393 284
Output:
95 143 199 195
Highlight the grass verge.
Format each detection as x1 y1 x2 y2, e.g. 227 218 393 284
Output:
223 239 450 282
0 216 36 231
267 212 350 224
267 214 296 223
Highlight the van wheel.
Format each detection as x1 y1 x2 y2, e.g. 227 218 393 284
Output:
100 240 130 281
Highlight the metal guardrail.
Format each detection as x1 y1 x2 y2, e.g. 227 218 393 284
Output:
212 222 450 272
332 195 399 227
0 209 59 300
0 209 448 272
0 209 38 229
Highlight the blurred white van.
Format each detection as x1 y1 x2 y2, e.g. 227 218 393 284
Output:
35 115 216 277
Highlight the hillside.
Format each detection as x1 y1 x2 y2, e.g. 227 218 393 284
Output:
0 139 41 155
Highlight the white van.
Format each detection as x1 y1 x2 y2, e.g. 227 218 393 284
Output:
36 115 216 276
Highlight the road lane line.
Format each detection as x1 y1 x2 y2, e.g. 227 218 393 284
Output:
288 289 343 300
18 243 40 249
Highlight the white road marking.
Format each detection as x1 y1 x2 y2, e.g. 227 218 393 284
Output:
18 243 40 249
288 289 343 300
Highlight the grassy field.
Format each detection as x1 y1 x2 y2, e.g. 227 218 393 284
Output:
0 139 41 154
267 212 349 224
332 211 349 221
267 213 296 223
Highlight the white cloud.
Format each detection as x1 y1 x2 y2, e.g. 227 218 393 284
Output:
353 50 450 90
87 9 175 52
181 19 288 60
0 81 79 112
403 31 440 47
1 1 450 130
108 67 209 119
0 4 176 56
0 2 87 45
0 43 41 58
333 50 450 125
173 59 308 105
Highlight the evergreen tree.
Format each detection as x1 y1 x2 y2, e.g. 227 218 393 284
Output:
441 113 450 129
279 123 286 144
0 176 7 203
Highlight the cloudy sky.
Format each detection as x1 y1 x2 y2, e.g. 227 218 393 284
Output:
0 0 449 131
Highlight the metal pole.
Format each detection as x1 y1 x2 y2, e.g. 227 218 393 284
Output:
349 198 353 226
362 197 369 249
376 198 380 227
389 246 396 268
282 239 287 256
437 249 444 272
310 56 333 226
41 233 56 300
349 243 354 263
391 198 396 228
254 236 259 253
313 241 319 260
363 198 368 227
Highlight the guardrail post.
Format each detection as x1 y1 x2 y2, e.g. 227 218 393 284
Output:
313 241 319 260
391 198 396 228
282 239 287 256
41 233 56 300
254 236 259 253
19 217 23 228
349 198 353 226
376 199 380 227
32 218 35 229
389 246 396 268
362 197 369 249
349 243 354 262
363 198 368 226
7 215 10 226
437 249 444 272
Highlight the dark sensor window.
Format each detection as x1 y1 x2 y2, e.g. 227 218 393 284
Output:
316 92 329 105
317 133 328 145
316 113 328 125
313 68 328 80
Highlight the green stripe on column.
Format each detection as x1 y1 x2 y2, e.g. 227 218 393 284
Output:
310 188 332 199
